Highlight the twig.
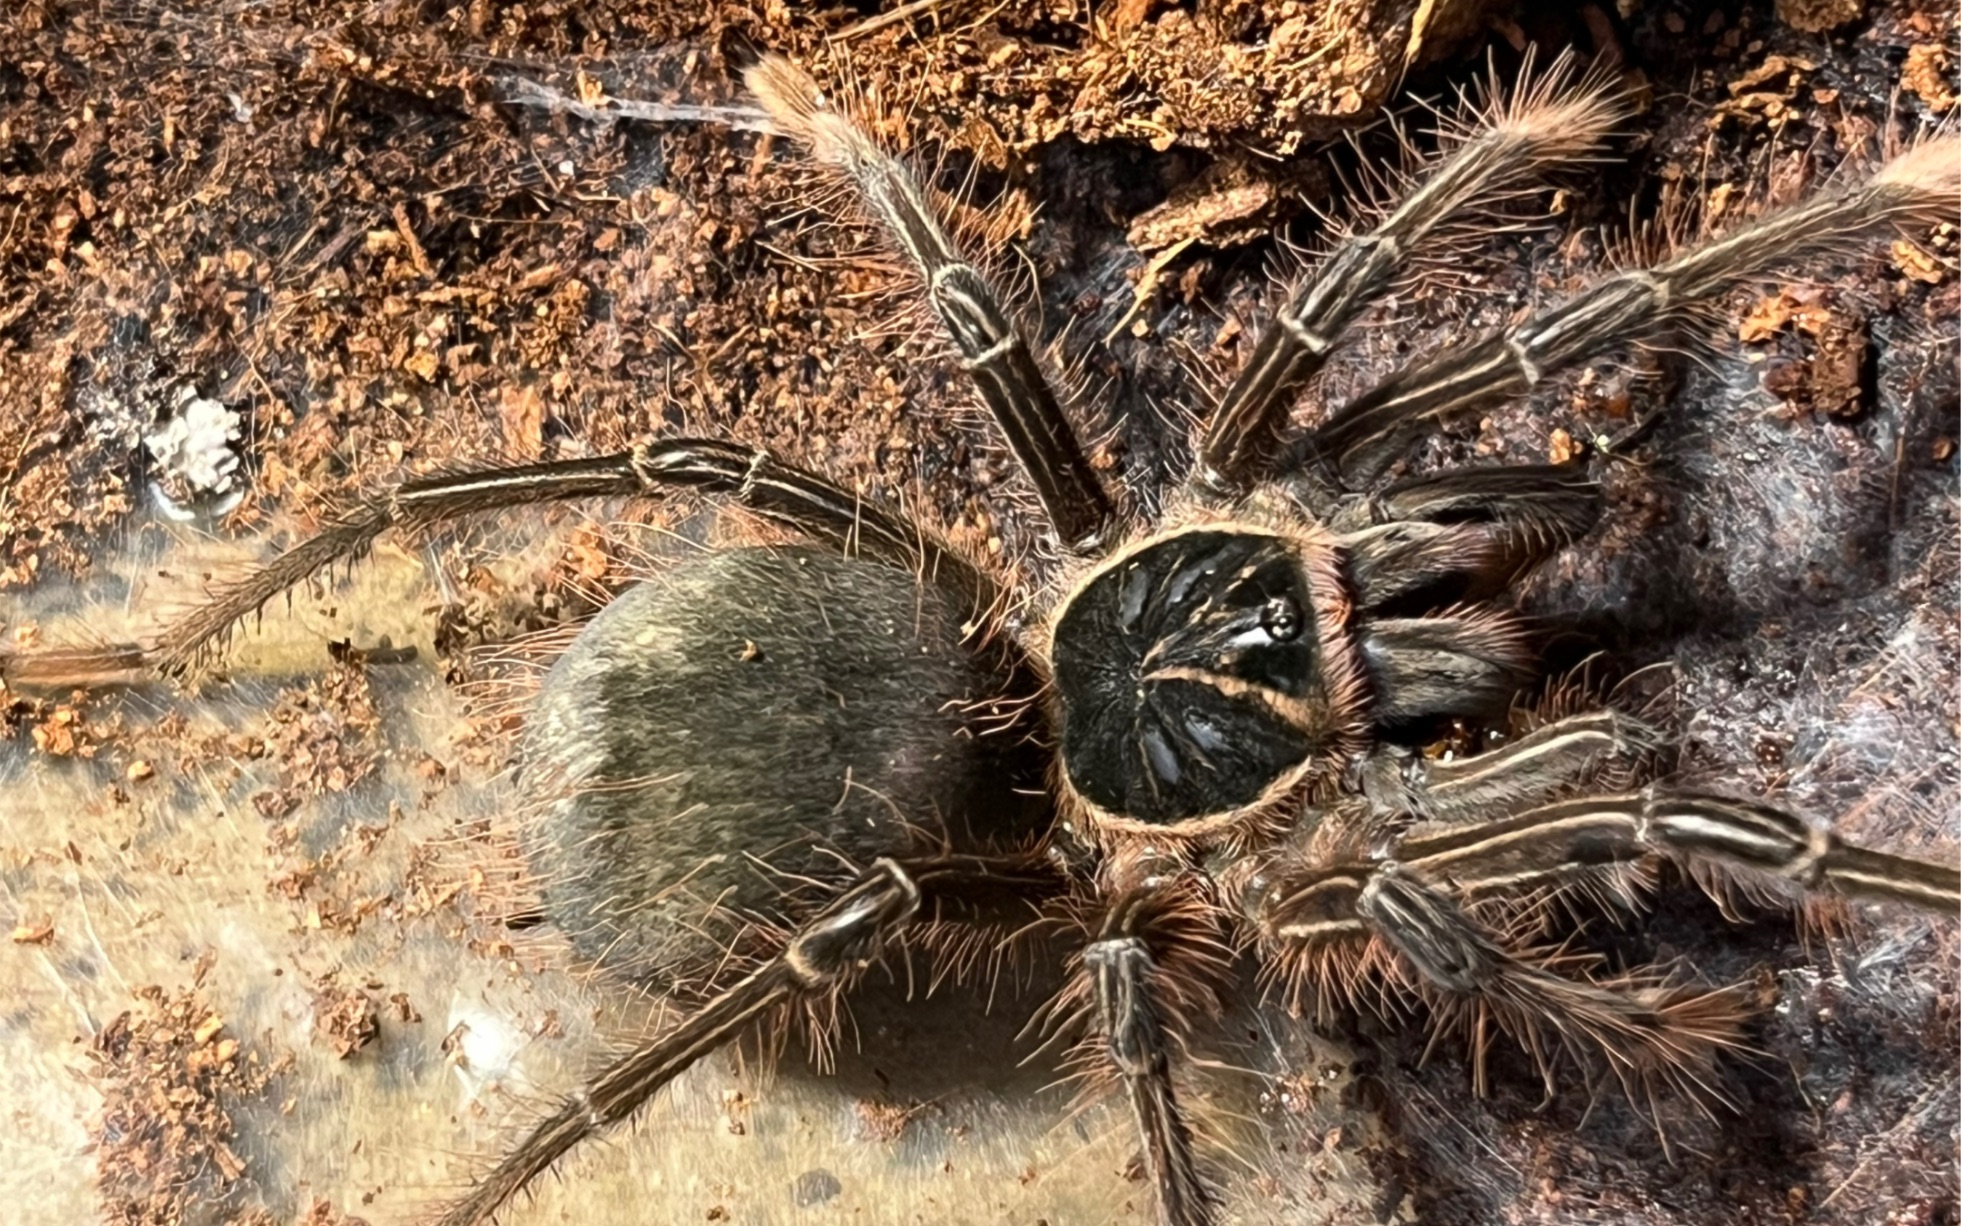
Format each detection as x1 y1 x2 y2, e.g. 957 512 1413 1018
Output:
831 0 953 42
1104 235 1198 345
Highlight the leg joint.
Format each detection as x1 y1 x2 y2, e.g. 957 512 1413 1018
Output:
783 859 921 988
1085 935 1162 1076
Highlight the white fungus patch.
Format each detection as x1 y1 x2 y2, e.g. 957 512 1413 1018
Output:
144 386 244 518
444 996 532 1106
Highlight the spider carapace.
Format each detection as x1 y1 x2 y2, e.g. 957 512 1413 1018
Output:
6 51 1957 1226
1051 525 1362 836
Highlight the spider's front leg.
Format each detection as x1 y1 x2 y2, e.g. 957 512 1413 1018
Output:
0 438 962 687
1248 787 1958 1114
1195 58 1622 497
433 853 1063 1226
1356 705 1660 824
1288 135 1958 494
1319 472 1615 731
1398 788 1961 914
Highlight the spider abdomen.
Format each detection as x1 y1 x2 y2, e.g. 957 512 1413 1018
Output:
519 546 1048 993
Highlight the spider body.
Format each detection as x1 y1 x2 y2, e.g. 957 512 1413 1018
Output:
7 51 1956 1226
521 545 1047 991
1051 521 1363 834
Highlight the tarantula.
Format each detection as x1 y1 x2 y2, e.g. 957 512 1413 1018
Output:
7 52 1957 1226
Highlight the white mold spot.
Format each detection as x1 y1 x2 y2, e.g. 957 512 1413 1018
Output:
444 996 530 1106
145 386 245 519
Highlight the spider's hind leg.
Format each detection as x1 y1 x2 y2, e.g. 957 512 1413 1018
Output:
432 853 1063 1226
0 439 963 688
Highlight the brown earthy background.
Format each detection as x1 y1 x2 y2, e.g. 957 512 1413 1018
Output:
2 1 1956 1224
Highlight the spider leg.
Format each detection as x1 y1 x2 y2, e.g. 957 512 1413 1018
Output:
1359 607 1537 725
0 439 962 687
1287 136 1958 492
1358 707 1659 823
1334 464 1603 611
432 853 1061 1226
1252 856 1749 1111
1196 63 1621 496
1085 926 1215 1226
746 56 1113 550
1398 788 1961 913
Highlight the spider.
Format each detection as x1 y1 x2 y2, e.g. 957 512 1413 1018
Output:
6 51 1956 1226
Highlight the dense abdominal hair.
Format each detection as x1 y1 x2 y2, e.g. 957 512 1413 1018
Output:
519 547 1050 992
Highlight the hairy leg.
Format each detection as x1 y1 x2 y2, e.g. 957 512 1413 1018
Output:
1397 788 1961 913
746 56 1114 550
1195 59 1621 496
1358 707 1659 823
1035 874 1234 1226
434 853 1063 1226
1289 136 1959 493
1086 934 1213 1226
1251 779 1960 1117
0 439 962 686
1249 853 1748 1111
